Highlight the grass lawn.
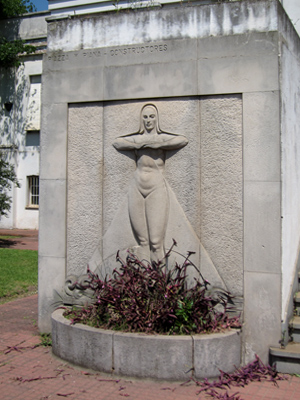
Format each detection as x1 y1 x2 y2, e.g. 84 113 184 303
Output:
0 235 22 240
0 248 38 303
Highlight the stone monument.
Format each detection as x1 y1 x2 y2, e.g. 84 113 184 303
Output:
39 0 300 367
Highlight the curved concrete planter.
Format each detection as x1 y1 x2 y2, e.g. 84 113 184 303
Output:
52 309 241 380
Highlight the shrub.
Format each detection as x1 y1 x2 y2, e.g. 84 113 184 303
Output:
64 244 240 335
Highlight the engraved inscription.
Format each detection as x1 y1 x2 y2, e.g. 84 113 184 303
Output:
83 50 107 57
48 53 69 62
110 44 168 56
47 43 169 62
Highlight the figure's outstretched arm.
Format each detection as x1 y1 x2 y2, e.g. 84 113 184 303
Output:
113 136 141 150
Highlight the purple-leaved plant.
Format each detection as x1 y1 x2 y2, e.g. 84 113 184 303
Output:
181 354 287 400
63 241 240 335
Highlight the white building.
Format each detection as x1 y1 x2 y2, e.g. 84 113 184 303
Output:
0 11 49 229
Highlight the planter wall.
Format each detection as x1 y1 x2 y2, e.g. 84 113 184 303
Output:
52 309 241 380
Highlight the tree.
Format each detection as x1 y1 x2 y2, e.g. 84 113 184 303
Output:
0 154 20 218
0 0 34 216
0 0 36 19
0 0 37 69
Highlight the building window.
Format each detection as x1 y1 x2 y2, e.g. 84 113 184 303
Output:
27 176 39 208
25 75 41 131
26 130 40 147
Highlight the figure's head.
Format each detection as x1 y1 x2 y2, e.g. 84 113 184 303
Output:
139 104 160 133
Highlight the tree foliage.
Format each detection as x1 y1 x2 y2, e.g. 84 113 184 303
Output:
0 0 36 19
0 37 36 68
0 154 20 219
0 0 37 69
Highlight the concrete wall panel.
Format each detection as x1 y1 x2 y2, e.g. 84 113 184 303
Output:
243 91 280 182
40 103 67 180
280 32 300 322
42 68 104 104
103 61 198 100
67 103 103 276
244 181 281 274
38 256 66 332
47 3 278 52
198 55 279 95
200 95 243 295
244 271 281 364
39 179 66 258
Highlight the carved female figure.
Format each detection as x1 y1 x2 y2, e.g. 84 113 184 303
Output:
113 104 188 262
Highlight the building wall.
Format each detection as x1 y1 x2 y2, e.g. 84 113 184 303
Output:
47 0 300 37
0 12 48 229
281 0 300 35
279 6 300 327
0 61 41 230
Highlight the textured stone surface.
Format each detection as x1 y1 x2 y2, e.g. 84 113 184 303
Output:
200 95 243 296
47 2 278 52
198 55 279 95
104 61 198 100
244 181 281 273
244 271 281 364
40 103 67 180
42 67 105 104
39 179 67 258
280 21 300 322
52 309 113 373
51 310 241 380
38 257 66 333
243 91 280 182
67 103 103 276
197 32 278 59
114 332 193 380
194 330 241 379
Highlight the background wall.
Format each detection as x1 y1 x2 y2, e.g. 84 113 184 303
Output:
279 8 300 323
0 12 48 229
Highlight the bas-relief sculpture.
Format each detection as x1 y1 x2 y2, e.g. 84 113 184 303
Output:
113 104 188 263
63 102 228 304
93 103 227 286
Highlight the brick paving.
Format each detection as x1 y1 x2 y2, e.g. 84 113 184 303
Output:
1 230 300 399
1 295 300 400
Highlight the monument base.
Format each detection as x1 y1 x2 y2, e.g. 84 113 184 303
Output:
52 309 241 380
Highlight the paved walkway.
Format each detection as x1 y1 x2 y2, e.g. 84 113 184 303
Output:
1 231 300 399
0 229 38 251
1 295 300 400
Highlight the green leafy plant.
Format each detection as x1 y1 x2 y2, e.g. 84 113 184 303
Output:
39 333 52 347
0 37 35 68
172 298 196 334
0 0 36 19
0 155 20 218
0 0 37 68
